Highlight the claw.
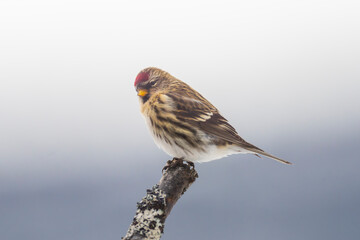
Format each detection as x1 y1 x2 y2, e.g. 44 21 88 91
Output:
162 158 195 173
162 160 172 173
185 160 194 168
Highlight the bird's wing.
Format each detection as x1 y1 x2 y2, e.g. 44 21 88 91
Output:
165 92 254 147
165 92 291 165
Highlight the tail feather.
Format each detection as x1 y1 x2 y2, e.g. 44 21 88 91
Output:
247 148 292 165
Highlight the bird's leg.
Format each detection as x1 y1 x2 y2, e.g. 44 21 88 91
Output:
162 157 195 173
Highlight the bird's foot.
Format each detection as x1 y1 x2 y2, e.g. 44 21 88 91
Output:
162 158 183 173
162 157 195 173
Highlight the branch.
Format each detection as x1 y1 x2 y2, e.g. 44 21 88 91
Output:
123 159 198 240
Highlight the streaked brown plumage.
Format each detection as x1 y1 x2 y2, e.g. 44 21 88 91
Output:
134 67 291 164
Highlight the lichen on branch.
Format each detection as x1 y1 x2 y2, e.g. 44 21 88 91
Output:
123 159 198 240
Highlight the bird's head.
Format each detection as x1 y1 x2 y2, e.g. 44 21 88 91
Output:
134 67 171 102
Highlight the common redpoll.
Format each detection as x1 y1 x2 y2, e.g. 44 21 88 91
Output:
134 67 291 165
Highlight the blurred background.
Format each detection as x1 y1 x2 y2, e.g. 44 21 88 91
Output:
1 0 359 239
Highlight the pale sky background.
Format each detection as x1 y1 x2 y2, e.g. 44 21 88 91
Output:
1 1 360 239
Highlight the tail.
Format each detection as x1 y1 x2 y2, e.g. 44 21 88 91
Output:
246 147 292 165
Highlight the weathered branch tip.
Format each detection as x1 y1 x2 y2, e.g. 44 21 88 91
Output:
123 159 198 240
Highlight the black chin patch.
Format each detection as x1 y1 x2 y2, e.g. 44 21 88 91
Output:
142 95 150 103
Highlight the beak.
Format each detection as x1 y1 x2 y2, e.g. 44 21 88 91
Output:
137 89 148 97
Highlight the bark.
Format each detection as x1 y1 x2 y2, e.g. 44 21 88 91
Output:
122 159 198 240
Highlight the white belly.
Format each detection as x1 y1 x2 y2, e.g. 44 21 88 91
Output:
143 115 242 163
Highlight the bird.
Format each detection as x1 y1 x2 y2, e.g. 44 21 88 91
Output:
134 67 291 165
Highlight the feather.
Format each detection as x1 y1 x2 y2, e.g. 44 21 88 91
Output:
165 92 291 164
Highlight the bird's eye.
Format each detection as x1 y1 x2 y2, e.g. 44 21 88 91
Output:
149 81 157 87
